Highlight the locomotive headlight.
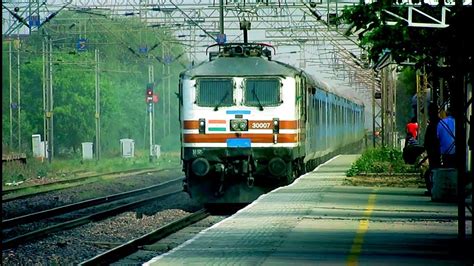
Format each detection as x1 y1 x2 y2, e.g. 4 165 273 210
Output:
231 120 239 131
273 118 279 134
230 119 248 131
199 118 206 134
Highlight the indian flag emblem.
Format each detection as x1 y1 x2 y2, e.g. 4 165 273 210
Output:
208 120 227 132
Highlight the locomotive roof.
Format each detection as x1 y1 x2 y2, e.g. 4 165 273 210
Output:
181 55 364 107
181 56 299 77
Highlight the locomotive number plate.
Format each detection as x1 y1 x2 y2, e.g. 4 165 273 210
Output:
250 122 272 129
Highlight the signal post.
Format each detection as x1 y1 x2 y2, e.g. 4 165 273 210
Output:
146 82 158 162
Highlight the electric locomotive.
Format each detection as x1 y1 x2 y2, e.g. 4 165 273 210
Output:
177 42 365 204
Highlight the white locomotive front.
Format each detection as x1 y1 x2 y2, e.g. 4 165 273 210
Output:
177 43 364 204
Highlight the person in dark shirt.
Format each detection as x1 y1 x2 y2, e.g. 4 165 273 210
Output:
423 103 440 195
406 132 418 147
402 130 424 165
404 116 419 154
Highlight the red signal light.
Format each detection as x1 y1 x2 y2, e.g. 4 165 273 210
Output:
146 83 154 96
146 83 155 103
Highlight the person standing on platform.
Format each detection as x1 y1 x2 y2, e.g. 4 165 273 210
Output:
423 103 441 195
437 107 456 168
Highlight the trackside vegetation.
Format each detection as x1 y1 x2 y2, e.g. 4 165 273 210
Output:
2 10 186 157
346 147 419 177
2 151 180 187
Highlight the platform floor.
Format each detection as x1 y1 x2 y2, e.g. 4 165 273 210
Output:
145 155 472 265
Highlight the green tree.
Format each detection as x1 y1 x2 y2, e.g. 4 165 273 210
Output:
2 11 187 156
53 52 96 154
396 67 416 133
340 3 473 71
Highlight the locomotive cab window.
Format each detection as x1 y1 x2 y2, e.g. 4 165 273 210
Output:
196 78 234 107
243 78 281 108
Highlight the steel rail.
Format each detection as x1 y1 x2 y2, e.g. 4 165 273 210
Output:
2 167 167 195
2 177 184 228
79 208 210 266
2 167 173 201
1 188 184 250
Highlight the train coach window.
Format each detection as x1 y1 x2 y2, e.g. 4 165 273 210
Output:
196 78 234 107
244 78 281 107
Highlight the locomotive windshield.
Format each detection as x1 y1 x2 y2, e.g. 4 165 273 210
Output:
196 78 234 107
244 78 281 107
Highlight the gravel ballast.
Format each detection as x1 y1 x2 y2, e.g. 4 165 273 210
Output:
2 169 203 265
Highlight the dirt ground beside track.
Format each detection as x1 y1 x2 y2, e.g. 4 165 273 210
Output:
343 174 426 188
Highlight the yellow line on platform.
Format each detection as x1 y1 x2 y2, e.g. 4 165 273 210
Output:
347 192 377 266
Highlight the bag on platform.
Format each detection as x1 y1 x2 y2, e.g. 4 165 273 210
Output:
403 144 425 165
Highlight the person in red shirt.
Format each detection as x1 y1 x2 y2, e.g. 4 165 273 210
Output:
406 117 419 140
402 116 424 166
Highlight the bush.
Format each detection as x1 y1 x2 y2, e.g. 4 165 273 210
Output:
2 158 50 185
346 147 417 176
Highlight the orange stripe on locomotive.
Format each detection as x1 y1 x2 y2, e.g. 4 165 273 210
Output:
183 133 299 143
183 120 298 130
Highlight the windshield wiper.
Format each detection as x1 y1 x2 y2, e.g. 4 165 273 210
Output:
214 91 229 111
252 86 264 111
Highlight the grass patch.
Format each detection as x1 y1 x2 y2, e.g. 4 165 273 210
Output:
346 147 418 177
344 147 424 188
2 159 49 185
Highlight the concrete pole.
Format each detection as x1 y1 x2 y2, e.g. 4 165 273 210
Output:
95 49 101 160
8 35 22 152
42 40 47 159
9 42 13 150
381 68 386 147
167 64 171 136
416 69 427 144
17 36 21 151
148 64 154 162
372 74 376 148
149 103 153 162
47 37 54 163
392 67 397 147
162 48 166 137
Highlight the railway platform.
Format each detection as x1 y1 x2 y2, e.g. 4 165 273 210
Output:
145 155 472 265
2 153 27 164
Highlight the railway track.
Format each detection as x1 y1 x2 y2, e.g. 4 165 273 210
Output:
79 204 246 265
79 208 213 265
1 177 185 250
2 168 173 202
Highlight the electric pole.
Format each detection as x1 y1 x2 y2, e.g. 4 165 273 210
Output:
146 68 155 162
43 36 54 163
9 35 22 152
95 49 101 161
